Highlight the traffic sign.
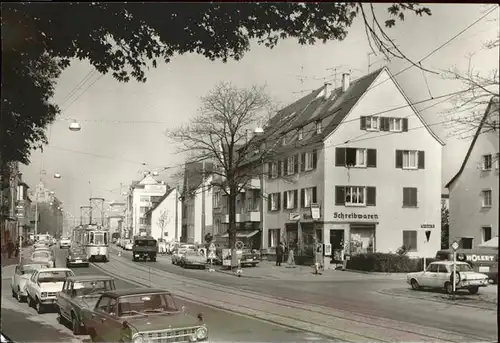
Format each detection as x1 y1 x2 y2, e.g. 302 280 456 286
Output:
235 241 244 250
209 243 216 251
451 241 459 251
208 251 216 259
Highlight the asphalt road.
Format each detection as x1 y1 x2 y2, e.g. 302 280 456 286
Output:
114 246 498 342
0 246 336 343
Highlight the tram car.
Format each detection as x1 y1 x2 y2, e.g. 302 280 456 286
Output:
72 225 85 246
82 224 110 262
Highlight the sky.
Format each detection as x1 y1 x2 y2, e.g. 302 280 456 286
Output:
20 3 499 219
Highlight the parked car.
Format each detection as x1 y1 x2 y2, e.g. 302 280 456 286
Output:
59 237 72 249
11 261 52 302
26 267 75 313
172 248 190 265
239 249 260 267
407 261 490 294
29 250 56 268
180 251 207 269
32 240 50 251
57 275 116 334
66 247 90 268
82 288 208 343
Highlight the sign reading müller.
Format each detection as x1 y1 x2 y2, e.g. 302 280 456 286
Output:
333 212 378 220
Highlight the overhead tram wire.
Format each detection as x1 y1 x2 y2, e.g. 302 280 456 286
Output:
59 69 97 106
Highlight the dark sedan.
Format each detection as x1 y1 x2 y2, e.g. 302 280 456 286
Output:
66 247 89 268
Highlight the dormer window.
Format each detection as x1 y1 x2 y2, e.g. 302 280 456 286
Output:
281 135 286 146
298 127 303 140
315 120 322 134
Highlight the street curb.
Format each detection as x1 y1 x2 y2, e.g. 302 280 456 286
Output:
376 288 497 311
344 269 407 277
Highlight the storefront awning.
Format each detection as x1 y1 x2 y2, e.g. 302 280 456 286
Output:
478 236 498 248
221 230 259 239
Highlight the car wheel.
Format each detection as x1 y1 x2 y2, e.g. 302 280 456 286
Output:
28 295 34 308
16 288 24 302
35 298 44 314
445 282 453 294
468 286 479 295
410 279 420 290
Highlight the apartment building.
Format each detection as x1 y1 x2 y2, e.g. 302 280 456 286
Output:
181 162 213 244
126 173 167 237
446 97 499 248
145 187 182 242
257 67 443 261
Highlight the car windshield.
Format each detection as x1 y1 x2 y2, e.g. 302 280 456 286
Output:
455 264 473 272
21 263 50 275
38 270 73 283
32 252 50 260
135 240 156 247
73 280 111 296
118 293 180 317
186 251 202 256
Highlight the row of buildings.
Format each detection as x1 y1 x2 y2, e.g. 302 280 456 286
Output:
0 161 64 244
116 67 498 262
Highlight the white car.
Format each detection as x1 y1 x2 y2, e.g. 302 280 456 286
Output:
11 261 52 302
59 237 71 249
124 241 133 250
33 240 50 251
30 250 56 268
25 267 75 313
407 261 489 295
172 248 191 265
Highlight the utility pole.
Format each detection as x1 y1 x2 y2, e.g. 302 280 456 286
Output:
174 184 179 241
201 161 206 243
259 157 265 251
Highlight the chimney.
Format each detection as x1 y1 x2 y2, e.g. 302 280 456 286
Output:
342 73 350 92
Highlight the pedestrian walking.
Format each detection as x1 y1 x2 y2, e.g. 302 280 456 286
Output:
7 239 14 258
276 242 284 266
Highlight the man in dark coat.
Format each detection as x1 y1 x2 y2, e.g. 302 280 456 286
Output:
276 242 284 266
7 239 14 258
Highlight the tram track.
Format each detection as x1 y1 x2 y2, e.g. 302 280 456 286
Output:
92 254 494 343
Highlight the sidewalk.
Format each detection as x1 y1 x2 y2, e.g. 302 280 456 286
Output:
215 260 408 281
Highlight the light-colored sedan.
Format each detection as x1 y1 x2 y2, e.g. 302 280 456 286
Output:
407 261 490 294
11 261 52 302
172 248 189 265
180 251 207 269
30 250 56 268
33 240 50 251
124 241 133 251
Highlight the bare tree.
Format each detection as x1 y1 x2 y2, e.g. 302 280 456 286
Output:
166 82 274 267
157 209 170 240
442 34 499 138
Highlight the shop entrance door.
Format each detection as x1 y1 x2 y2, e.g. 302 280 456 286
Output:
330 229 344 262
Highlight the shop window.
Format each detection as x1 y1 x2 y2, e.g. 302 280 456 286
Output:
402 230 417 252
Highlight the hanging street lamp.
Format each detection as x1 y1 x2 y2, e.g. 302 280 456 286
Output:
69 120 82 132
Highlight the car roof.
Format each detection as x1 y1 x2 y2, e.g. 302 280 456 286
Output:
66 275 114 282
104 288 170 297
431 261 468 265
20 261 52 267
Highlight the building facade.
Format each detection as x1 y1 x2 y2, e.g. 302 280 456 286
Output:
107 201 125 235
181 162 213 244
127 174 167 237
446 98 499 249
256 67 443 261
145 188 182 242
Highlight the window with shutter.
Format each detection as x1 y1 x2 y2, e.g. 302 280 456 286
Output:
403 187 417 207
267 163 272 178
402 230 417 251
335 148 346 166
360 116 366 130
303 187 313 207
293 190 298 209
345 186 365 206
283 192 288 209
312 187 317 203
294 154 299 174
298 127 304 140
365 116 380 131
418 151 425 169
389 118 402 132
268 194 272 211
304 152 314 171
402 118 409 132
395 150 403 168
277 193 281 210
335 186 345 205
300 153 306 172
300 189 305 208
366 187 376 206
284 159 288 175
278 161 282 177
312 150 318 169
367 149 377 168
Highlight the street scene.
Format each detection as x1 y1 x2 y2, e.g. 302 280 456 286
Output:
1 2 499 343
